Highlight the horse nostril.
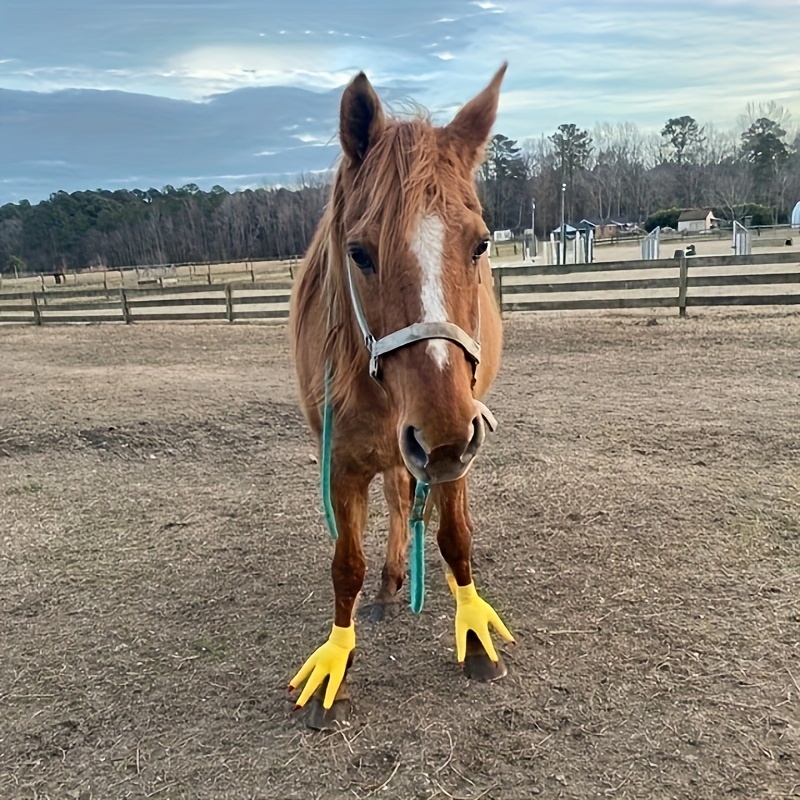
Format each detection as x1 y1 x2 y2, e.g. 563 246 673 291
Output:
462 414 486 462
401 425 428 471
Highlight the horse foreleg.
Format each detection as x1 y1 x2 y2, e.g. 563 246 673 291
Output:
435 479 515 681
290 470 369 727
359 466 414 622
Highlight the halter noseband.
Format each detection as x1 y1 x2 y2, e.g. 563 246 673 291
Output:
344 253 482 381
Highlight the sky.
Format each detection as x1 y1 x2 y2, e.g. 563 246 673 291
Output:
2 0 799 204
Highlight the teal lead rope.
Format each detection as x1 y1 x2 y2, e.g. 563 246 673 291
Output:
320 362 430 612
321 363 338 540
409 480 431 614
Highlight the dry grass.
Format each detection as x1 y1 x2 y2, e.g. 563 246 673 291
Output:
0 258 296 295
1 310 798 799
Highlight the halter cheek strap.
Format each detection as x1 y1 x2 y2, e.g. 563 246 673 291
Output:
345 255 482 380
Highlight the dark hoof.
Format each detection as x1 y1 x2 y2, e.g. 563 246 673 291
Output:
301 678 352 731
463 630 508 682
302 695 352 731
358 598 400 623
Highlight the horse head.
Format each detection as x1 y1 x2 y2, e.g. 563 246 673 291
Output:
333 64 507 484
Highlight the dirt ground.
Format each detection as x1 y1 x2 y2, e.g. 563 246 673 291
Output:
1 310 798 800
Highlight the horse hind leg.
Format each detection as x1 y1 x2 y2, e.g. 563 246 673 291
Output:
359 466 414 623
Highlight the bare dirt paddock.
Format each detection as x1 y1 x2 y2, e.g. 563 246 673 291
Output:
1 312 798 800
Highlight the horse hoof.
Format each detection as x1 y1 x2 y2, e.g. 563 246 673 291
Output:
358 599 400 623
302 696 352 731
463 630 508 682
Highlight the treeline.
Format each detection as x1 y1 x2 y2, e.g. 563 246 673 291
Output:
2 106 799 274
480 107 800 235
0 182 328 274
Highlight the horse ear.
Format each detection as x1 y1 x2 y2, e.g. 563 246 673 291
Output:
340 72 385 167
446 63 507 164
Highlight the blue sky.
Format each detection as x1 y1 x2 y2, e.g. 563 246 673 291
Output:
2 0 799 203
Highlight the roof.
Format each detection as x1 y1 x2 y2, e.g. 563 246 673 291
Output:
678 208 714 222
579 216 642 227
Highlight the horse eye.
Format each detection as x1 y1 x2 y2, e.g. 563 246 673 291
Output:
472 240 489 262
349 245 376 274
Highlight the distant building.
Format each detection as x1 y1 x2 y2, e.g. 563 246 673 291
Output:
677 209 718 233
551 223 578 237
579 217 641 239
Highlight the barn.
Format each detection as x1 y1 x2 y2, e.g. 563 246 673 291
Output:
677 208 718 233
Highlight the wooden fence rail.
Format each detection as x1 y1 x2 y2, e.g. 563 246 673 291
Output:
2 252 799 326
493 250 800 317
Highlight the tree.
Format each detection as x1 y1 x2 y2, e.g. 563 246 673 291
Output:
2 254 26 276
549 124 593 220
740 117 790 199
479 134 530 231
643 207 682 232
710 156 754 222
661 116 705 165
659 116 708 207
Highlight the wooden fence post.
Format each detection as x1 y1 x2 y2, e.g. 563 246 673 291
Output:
31 293 42 325
493 268 504 313
207 263 212 285
676 250 688 318
120 288 132 324
225 283 234 322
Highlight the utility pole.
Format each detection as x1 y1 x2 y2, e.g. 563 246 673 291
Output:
560 183 566 265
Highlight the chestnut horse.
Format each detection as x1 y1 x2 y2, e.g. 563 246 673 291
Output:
288 65 514 726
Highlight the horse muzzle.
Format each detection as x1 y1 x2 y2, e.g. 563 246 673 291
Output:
400 412 487 484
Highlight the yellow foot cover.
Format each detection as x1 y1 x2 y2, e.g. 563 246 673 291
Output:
289 623 355 710
454 581 515 664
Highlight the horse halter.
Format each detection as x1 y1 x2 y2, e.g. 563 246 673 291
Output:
344 252 483 383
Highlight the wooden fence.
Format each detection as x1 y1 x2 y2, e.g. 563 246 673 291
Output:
0 281 293 325
1 251 799 326
493 250 800 317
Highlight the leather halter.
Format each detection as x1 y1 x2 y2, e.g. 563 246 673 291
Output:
345 254 482 381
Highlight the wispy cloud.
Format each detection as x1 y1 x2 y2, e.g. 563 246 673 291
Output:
1 0 798 202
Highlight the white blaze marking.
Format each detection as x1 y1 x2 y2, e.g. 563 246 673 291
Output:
410 214 450 369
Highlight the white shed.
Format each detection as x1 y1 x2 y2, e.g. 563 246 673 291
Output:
677 209 717 233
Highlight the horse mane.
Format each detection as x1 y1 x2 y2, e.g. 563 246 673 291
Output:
291 113 479 412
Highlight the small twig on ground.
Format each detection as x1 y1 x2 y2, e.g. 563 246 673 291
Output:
366 757 401 794
435 730 455 774
434 781 496 800
144 785 174 798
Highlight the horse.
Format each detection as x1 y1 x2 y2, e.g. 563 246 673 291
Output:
288 64 514 728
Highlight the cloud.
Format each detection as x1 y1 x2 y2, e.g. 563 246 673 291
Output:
1 0 798 201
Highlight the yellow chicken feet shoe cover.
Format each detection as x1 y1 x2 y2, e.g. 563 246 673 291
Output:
289 623 355 709
454 581 515 663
